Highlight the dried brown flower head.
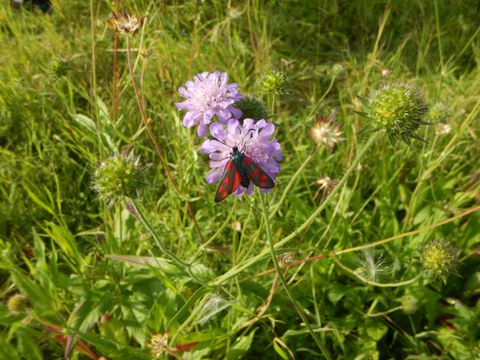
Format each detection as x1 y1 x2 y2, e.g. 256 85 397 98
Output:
107 11 144 37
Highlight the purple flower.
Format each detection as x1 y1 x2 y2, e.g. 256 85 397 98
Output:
201 118 282 197
175 71 243 137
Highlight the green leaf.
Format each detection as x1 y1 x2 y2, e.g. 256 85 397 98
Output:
328 283 347 305
226 329 257 360
364 318 388 341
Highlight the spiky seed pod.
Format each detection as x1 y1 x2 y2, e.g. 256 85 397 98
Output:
366 83 428 144
401 295 418 315
329 63 346 78
429 102 449 123
48 58 69 82
235 96 269 121
260 70 287 95
92 151 149 206
7 294 28 314
420 240 460 282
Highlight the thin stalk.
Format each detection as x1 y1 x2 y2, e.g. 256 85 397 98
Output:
129 199 210 287
125 38 205 244
259 194 331 359
333 254 421 288
336 204 480 256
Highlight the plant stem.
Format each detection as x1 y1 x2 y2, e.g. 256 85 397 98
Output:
129 199 210 287
259 194 331 359
125 38 205 244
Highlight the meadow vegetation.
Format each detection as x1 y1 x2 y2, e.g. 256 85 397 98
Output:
1 0 479 359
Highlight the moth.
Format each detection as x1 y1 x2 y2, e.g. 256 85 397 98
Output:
214 144 275 202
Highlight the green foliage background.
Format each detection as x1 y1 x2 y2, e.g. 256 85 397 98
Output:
1 0 479 359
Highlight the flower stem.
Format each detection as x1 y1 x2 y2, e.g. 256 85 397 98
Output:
333 254 421 287
129 199 210 287
259 194 331 359
125 38 205 244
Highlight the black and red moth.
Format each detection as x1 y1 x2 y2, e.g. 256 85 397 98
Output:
215 145 275 202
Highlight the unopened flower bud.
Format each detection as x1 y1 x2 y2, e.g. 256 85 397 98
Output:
92 151 149 206
365 83 428 144
420 240 459 281
235 96 269 121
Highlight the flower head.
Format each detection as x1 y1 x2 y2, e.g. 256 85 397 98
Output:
435 123 452 135
316 176 339 193
420 239 460 281
147 330 198 358
106 11 145 37
365 82 428 144
48 58 69 82
201 118 282 197
235 96 269 122
429 102 449 123
147 331 172 358
92 151 150 206
260 70 287 95
310 109 345 149
7 294 29 315
175 71 243 137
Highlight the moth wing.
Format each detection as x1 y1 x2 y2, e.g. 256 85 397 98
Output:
243 156 275 189
215 160 242 202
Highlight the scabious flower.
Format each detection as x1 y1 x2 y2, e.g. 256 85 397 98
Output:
106 11 145 37
201 118 282 197
175 71 243 137
310 109 345 149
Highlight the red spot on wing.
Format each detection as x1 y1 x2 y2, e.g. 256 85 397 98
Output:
215 160 242 202
233 170 241 191
244 157 252 166
251 168 260 178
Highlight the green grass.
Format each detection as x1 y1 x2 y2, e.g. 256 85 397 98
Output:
1 0 479 359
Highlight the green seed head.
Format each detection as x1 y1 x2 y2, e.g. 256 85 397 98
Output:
235 96 269 121
48 58 69 82
92 151 149 206
428 102 449 123
7 294 28 314
420 240 459 282
367 83 428 143
329 63 346 78
260 70 287 95
401 295 418 315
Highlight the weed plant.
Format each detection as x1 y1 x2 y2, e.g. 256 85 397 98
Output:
1 1 479 359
